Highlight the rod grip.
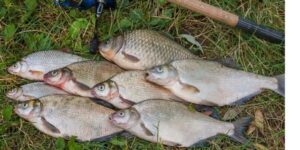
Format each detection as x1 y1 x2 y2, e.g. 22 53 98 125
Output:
236 17 284 43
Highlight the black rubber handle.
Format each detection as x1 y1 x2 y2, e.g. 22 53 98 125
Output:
236 17 284 44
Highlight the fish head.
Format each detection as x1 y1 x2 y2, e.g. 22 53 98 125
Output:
14 100 42 120
92 80 119 100
44 68 72 86
99 35 124 61
8 61 29 76
146 65 178 86
109 108 140 129
6 88 23 100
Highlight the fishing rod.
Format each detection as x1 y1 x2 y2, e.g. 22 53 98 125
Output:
167 0 284 44
55 0 284 54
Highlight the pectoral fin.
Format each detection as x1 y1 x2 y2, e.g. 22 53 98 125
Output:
179 80 200 94
122 51 140 63
140 123 154 136
41 117 60 134
29 70 44 76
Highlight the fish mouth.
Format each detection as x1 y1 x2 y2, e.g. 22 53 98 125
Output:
145 71 156 82
108 113 118 125
7 67 17 74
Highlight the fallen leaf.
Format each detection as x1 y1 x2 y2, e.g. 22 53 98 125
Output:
246 122 256 135
222 107 244 121
179 34 203 53
255 109 264 133
254 143 269 150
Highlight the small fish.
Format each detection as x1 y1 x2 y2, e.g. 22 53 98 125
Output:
110 100 251 147
98 30 199 70
6 82 68 101
14 95 124 141
44 60 123 97
91 71 182 109
7 50 87 80
146 59 285 106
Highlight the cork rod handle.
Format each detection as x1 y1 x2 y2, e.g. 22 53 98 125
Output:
167 0 239 27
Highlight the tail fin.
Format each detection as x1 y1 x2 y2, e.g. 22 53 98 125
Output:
230 117 252 144
274 74 285 96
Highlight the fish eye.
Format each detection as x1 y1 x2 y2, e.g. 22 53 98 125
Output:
156 66 163 73
97 84 106 91
22 103 29 108
118 111 125 117
51 70 59 76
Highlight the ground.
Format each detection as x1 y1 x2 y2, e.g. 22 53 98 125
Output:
0 0 284 149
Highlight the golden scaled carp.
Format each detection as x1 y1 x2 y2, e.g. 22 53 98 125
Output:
98 30 199 70
146 59 285 106
109 100 251 147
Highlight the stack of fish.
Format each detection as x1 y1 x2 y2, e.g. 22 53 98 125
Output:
6 30 284 147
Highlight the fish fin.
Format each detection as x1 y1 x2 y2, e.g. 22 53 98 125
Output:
161 140 182 147
194 105 220 120
41 117 60 134
74 80 90 91
29 70 44 76
119 96 135 106
179 80 200 94
274 74 285 96
89 98 117 110
121 51 140 63
140 123 155 136
91 131 125 142
230 117 252 144
229 91 262 106
190 139 210 148
214 58 241 70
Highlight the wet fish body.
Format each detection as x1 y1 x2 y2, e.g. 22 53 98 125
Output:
110 100 251 147
14 95 123 141
99 30 199 70
44 60 124 97
7 50 87 80
91 71 182 109
147 59 285 106
6 82 68 101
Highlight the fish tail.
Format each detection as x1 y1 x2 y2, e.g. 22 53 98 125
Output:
230 117 252 144
273 74 285 96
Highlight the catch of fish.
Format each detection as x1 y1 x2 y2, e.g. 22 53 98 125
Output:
6 30 284 148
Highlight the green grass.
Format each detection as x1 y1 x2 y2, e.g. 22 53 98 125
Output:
0 0 284 149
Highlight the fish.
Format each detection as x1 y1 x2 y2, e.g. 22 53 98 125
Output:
146 59 285 106
6 82 68 101
44 60 124 97
14 95 124 141
91 71 182 109
7 50 87 80
109 99 251 147
98 30 199 70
